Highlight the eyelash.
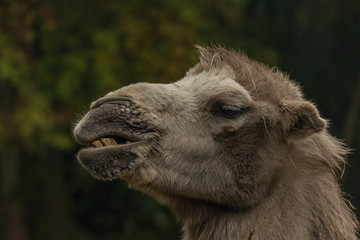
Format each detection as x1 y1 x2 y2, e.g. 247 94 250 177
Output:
220 105 243 118
212 103 250 119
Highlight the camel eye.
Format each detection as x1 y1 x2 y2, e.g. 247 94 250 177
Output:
220 105 246 119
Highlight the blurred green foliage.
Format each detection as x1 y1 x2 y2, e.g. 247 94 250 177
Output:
0 0 359 239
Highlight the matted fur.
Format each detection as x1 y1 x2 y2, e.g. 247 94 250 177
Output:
74 46 358 239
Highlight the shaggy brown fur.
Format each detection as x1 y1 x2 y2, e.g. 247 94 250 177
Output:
74 46 358 239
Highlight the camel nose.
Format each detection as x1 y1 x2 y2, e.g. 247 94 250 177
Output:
104 82 179 113
90 96 134 109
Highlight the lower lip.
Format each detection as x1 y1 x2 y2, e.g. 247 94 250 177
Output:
77 142 144 166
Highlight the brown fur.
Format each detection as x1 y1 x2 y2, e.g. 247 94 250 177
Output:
74 46 358 239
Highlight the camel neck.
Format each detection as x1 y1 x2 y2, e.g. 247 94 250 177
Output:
180 172 357 240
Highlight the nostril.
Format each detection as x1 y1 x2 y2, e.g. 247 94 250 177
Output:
90 96 133 109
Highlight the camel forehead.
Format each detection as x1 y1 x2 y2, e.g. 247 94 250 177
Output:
176 68 252 103
178 67 235 89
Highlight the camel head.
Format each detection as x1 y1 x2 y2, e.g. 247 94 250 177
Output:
74 47 359 239
74 49 360 240
73 46 333 212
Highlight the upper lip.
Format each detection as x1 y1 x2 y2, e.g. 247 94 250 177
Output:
74 95 154 148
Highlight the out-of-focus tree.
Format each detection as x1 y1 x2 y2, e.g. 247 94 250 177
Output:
0 0 359 239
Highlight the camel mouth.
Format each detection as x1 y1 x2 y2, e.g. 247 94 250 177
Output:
77 132 142 152
90 135 135 148
76 132 151 180
73 97 158 180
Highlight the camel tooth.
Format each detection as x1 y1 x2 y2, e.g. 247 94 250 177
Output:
100 138 110 146
125 140 131 144
109 138 117 145
92 140 103 148
100 138 115 146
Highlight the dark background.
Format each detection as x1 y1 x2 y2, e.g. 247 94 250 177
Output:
1 0 359 239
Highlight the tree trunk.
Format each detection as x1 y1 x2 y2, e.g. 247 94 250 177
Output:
1 150 29 240
343 74 360 146
43 149 66 240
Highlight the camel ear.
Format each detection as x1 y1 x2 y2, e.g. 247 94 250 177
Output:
279 100 326 138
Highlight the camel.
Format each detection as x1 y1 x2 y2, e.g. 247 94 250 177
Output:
74 46 358 239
